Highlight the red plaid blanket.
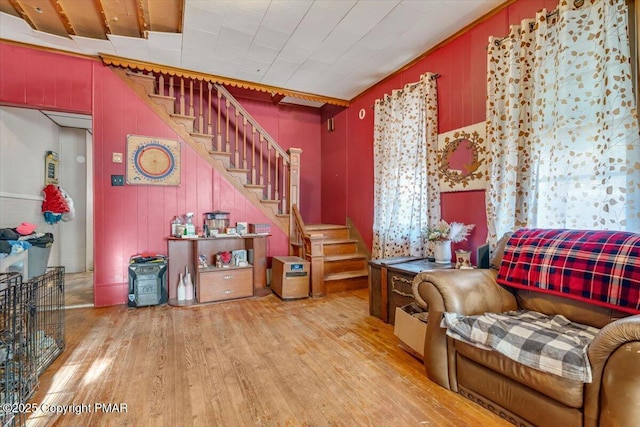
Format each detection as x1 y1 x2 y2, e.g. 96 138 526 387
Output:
497 229 640 314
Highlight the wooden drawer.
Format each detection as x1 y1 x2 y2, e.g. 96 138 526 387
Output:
387 271 416 325
197 267 253 303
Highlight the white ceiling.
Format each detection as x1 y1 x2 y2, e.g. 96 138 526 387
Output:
0 0 504 102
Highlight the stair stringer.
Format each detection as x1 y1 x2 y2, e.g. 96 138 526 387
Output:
114 67 289 235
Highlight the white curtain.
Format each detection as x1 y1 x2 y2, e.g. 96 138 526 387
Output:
372 73 440 259
486 0 640 245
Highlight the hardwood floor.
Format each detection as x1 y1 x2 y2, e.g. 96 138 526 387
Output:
27 289 509 427
64 272 93 308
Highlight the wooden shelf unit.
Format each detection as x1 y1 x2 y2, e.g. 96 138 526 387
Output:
167 234 269 305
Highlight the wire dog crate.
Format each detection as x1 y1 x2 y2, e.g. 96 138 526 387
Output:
0 272 36 427
0 267 65 427
28 267 65 377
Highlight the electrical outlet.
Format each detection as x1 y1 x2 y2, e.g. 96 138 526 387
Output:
111 175 124 186
112 152 123 163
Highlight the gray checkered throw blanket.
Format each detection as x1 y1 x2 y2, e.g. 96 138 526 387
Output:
441 310 600 382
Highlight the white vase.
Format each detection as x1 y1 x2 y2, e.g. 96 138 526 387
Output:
433 240 452 264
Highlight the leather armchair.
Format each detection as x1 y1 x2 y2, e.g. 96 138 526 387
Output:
414 269 640 427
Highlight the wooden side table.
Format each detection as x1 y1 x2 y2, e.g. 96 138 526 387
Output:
369 257 452 325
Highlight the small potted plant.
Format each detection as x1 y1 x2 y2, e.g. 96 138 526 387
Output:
423 220 475 264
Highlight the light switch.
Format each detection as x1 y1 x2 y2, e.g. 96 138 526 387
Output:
112 152 123 163
111 175 124 186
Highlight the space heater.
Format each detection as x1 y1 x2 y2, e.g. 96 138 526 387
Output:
271 256 310 299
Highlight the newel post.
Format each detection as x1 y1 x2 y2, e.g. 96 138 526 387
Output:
308 235 325 297
287 148 302 236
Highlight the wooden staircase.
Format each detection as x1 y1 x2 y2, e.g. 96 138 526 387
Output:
115 68 300 234
290 206 368 296
307 224 369 294
114 66 369 297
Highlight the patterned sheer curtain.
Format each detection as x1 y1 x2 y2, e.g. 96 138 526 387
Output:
372 73 440 259
486 0 640 245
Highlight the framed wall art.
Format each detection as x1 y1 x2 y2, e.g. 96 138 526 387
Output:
126 135 181 186
436 122 488 192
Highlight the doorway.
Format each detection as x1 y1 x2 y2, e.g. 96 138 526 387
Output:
0 107 94 307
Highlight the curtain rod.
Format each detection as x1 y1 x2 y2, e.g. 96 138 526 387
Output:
489 0 585 48
371 73 441 108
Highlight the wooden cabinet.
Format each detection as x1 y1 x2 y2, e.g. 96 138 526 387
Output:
369 257 452 325
197 266 253 303
167 234 269 306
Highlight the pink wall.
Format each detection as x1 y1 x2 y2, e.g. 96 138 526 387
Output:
0 42 317 306
0 44 92 112
321 0 556 261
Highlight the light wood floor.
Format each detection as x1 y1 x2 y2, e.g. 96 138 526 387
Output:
64 272 93 308
27 289 510 427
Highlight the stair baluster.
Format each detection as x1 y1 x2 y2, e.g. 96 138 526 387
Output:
217 91 222 152
179 77 185 116
259 135 264 186
198 81 204 133
243 117 248 170
189 80 194 118
234 110 240 167
207 83 213 135
251 126 257 185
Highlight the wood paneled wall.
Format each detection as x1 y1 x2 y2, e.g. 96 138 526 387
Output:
0 42 300 306
322 0 560 259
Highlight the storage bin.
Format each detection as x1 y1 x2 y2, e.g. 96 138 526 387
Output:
393 303 428 359
28 246 51 280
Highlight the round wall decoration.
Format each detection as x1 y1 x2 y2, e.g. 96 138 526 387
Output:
126 135 181 185
436 122 487 192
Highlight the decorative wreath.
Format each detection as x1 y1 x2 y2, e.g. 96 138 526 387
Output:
437 130 487 189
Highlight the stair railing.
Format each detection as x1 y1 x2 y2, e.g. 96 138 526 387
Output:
291 204 325 296
151 71 299 217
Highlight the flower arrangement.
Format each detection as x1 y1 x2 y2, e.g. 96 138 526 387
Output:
424 220 475 243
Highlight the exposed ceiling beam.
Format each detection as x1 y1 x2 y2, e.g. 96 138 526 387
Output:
135 0 149 38
49 0 75 36
93 0 112 35
7 0 36 30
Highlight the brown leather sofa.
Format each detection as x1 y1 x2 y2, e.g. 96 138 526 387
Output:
413 249 640 426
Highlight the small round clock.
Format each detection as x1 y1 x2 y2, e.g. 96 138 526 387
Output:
126 137 181 185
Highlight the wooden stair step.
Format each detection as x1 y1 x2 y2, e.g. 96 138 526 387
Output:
245 184 265 197
170 113 196 133
209 150 232 168
228 167 250 174
127 72 155 94
322 238 358 256
324 253 367 262
260 199 281 215
228 168 249 185
323 238 357 245
307 224 350 239
191 132 214 146
149 93 175 114
324 269 369 294
323 254 369 276
325 269 368 281
307 224 349 231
